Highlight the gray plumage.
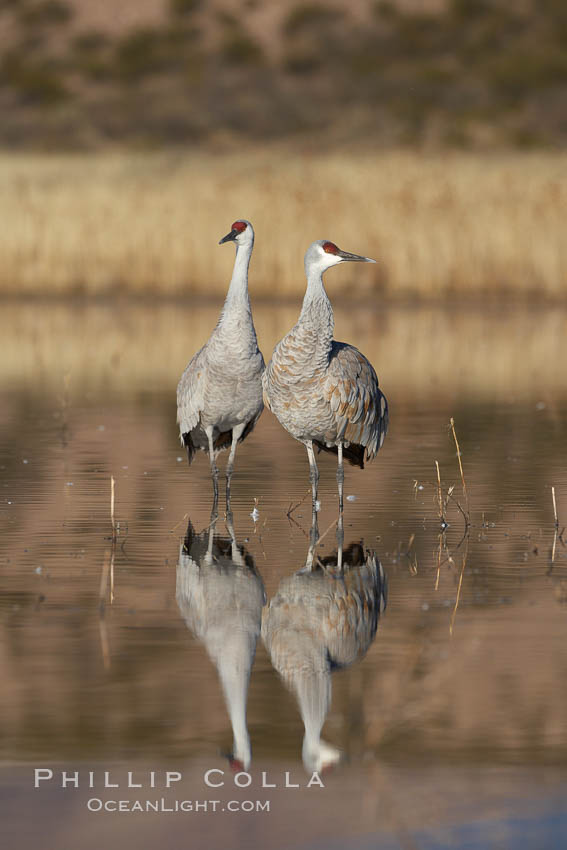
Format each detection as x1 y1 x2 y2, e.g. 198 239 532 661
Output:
177 219 264 503
262 239 388 510
177 515 266 771
262 531 387 773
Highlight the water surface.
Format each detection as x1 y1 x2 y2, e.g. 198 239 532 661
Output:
1 301 567 849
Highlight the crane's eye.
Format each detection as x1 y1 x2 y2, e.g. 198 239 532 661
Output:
323 241 339 254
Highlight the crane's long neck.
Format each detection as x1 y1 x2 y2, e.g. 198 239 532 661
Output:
293 666 332 771
219 240 254 330
217 640 255 770
294 266 334 367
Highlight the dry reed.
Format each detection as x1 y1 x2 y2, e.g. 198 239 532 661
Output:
435 534 442 592
551 486 560 568
0 150 566 298
435 460 444 523
110 475 116 540
449 417 468 516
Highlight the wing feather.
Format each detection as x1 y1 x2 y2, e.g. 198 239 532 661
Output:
177 345 208 440
323 342 388 461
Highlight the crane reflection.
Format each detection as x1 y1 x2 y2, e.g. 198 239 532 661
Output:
176 510 266 771
262 515 387 773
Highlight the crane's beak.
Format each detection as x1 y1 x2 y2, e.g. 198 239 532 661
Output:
219 229 238 245
338 249 376 263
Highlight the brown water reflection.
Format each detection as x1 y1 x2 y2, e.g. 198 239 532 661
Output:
1 302 567 848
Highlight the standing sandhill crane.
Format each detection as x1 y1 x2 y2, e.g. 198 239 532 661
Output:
262 240 388 513
176 512 266 771
177 220 264 508
262 516 387 773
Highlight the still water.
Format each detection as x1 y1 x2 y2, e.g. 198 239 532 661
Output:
1 301 567 849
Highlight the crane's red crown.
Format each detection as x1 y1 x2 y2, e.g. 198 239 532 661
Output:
232 221 247 233
323 241 339 255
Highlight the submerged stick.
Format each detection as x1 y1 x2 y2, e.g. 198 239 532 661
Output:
99 548 111 604
435 533 443 591
449 563 465 636
110 548 115 605
99 617 110 670
447 490 470 534
286 488 311 517
169 511 189 533
315 516 339 547
549 487 561 572
450 539 469 637
551 529 557 568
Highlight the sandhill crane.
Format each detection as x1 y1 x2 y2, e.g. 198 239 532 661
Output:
262 516 387 773
262 240 388 512
177 220 264 508
176 512 266 771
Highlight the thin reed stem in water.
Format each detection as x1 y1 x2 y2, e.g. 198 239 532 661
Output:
110 475 116 540
435 461 447 528
450 417 469 516
110 549 114 605
169 512 189 533
316 517 340 547
286 488 311 517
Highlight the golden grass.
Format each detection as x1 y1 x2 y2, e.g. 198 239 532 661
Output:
0 150 566 298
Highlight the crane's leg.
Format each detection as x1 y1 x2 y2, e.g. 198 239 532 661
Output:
225 422 245 509
225 508 236 547
310 489 320 555
337 442 344 513
306 441 319 509
205 426 219 511
336 511 344 572
206 514 217 563
298 504 319 574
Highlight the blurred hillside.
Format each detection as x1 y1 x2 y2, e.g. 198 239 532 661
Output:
1 0 567 148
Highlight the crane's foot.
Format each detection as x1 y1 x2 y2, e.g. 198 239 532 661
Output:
302 739 343 774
